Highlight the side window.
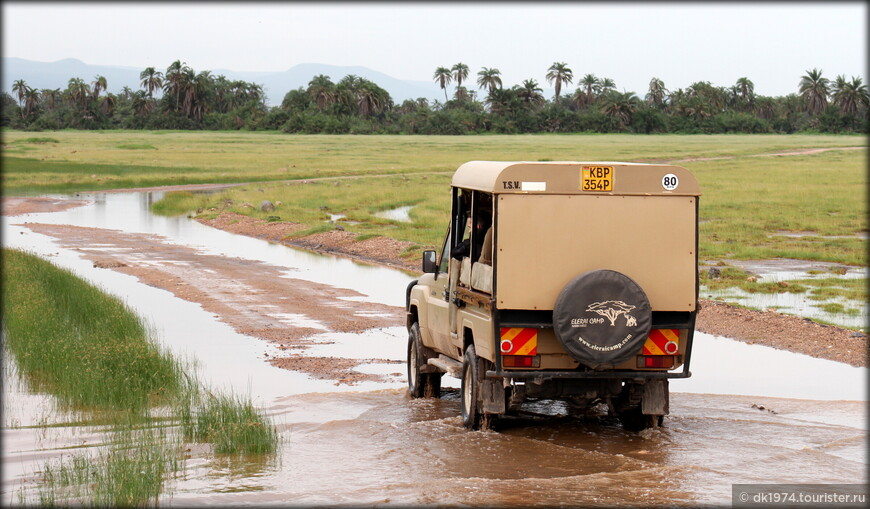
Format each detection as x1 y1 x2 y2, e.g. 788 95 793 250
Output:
438 230 450 273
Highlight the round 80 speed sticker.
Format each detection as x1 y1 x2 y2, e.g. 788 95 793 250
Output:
661 173 679 191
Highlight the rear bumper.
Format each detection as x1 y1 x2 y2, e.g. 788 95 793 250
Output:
485 367 691 380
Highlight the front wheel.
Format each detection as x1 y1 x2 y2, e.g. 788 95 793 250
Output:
460 344 493 430
407 323 441 398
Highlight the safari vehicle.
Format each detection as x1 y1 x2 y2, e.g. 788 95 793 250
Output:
405 161 701 431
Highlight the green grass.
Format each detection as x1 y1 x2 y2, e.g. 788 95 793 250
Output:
181 392 278 455
1 248 183 411
18 136 60 144
116 143 157 150
36 428 181 507
2 129 866 195
2 248 279 505
152 147 866 265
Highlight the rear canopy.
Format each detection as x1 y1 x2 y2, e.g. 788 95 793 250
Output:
452 161 701 197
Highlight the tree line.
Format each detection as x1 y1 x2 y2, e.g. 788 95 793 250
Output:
3 60 867 134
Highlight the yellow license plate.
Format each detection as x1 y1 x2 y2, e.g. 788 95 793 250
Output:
581 166 613 192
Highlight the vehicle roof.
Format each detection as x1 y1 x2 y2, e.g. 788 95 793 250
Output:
451 160 701 196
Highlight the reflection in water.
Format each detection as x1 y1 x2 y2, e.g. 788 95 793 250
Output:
374 205 414 222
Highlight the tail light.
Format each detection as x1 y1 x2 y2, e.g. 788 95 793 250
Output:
502 355 540 368
637 355 675 369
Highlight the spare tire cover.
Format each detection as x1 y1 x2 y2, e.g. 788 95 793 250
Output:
553 270 651 370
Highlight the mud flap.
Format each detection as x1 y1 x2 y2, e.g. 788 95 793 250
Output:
480 379 506 414
642 379 669 416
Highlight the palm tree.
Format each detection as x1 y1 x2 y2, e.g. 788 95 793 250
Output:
131 90 153 117
799 68 830 115
307 74 336 110
139 67 163 99
99 94 116 116
601 91 640 130
23 88 40 117
355 79 391 116
598 77 616 95
735 77 754 101
12 79 29 107
40 88 61 111
580 74 598 98
433 67 452 102
832 75 869 115
546 62 573 102
66 77 90 111
477 67 502 94
164 60 188 111
646 77 667 108
451 63 469 91
517 79 544 107
91 75 107 99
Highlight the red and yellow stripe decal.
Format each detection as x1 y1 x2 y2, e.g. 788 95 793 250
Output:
500 327 538 355
643 329 680 355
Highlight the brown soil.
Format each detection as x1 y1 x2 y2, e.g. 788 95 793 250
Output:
2 196 91 216
696 300 866 367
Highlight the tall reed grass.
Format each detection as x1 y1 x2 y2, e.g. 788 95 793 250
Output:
3 248 279 505
2 248 182 411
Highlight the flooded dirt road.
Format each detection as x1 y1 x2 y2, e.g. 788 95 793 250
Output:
3 192 867 506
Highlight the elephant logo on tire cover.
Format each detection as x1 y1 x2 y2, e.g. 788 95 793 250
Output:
586 301 636 327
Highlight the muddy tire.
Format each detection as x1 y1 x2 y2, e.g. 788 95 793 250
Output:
407 323 441 398
553 270 652 370
618 406 663 431
460 344 493 430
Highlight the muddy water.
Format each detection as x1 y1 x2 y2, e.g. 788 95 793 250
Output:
3 192 868 506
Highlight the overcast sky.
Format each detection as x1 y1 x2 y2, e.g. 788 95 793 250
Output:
2 2 866 98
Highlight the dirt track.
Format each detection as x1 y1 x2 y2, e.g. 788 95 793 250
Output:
22 222 405 384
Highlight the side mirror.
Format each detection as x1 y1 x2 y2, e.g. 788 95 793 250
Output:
422 250 437 274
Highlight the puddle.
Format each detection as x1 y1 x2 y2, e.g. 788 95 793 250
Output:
702 259 867 329
771 230 869 240
724 258 866 281
676 332 866 402
374 205 413 222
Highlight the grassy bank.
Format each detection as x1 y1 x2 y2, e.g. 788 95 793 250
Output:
2 248 278 505
2 130 866 194
1 248 183 410
152 148 867 267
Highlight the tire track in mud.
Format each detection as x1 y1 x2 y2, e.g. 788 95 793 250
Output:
22 223 406 385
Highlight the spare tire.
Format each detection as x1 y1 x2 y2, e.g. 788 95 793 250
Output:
553 270 651 370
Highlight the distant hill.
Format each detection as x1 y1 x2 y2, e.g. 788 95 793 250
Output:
2 57 446 106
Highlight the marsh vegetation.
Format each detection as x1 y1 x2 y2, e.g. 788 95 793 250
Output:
2 248 279 505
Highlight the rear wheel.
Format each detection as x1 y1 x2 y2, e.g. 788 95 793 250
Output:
460 344 493 430
407 323 441 398
618 406 663 431
616 382 664 431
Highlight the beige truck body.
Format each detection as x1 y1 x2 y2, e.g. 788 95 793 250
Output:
406 161 701 429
